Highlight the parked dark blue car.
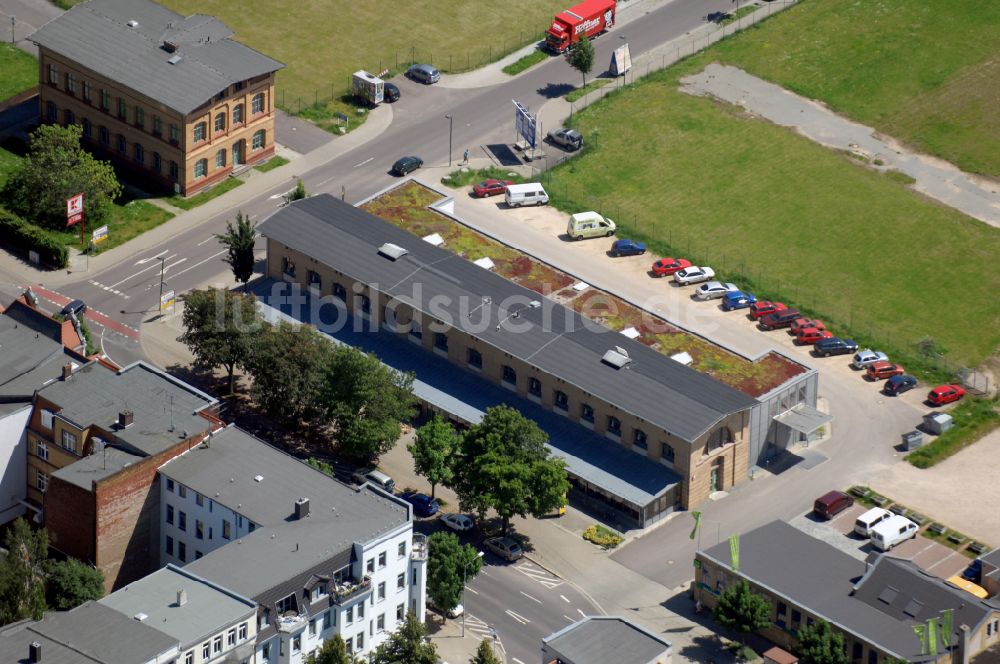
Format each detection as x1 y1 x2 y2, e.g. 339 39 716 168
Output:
401 491 439 517
883 374 918 396
962 559 982 582
610 239 646 257
721 291 757 311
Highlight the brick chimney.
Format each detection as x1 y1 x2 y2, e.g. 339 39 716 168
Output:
62 363 73 380
118 409 134 428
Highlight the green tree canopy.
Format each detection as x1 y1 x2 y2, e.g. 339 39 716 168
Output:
408 415 457 499
246 321 334 424
306 634 360 664
797 619 848 664
1 124 121 230
712 580 771 640
565 37 595 87
178 288 261 395
216 211 257 288
289 179 307 201
427 531 483 615
453 405 569 534
44 558 104 611
469 638 503 664
368 612 437 664
0 518 48 624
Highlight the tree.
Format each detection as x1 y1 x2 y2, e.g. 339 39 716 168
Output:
44 558 104 610
321 345 416 461
246 321 335 424
306 635 359 664
712 580 771 642
368 612 437 664
565 37 595 88
452 405 569 535
427 532 482 616
408 415 457 499
216 211 257 289
178 288 261 395
0 518 48 624
1 124 121 231
289 179 307 201
469 639 502 664
796 619 848 664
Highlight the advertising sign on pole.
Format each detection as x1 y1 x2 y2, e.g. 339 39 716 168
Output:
512 100 537 150
66 193 84 226
610 43 632 76
160 289 176 310
92 225 109 245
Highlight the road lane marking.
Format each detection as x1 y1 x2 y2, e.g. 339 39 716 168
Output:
134 250 168 265
89 280 130 300
354 157 374 168
560 594 570 603
505 609 530 625
514 563 563 589
168 249 227 280
563 614 575 622
109 253 178 288
577 608 587 618
512 659 525 664
465 587 479 595
519 591 542 605
197 236 216 246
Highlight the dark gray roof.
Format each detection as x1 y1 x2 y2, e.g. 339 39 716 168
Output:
700 521 999 662
2 300 68 345
0 311 67 400
52 445 144 490
30 0 283 115
543 616 671 664
259 195 757 443
0 601 179 663
37 360 217 456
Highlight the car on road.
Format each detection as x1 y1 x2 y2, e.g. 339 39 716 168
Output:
651 257 692 277
610 239 647 257
60 299 87 317
440 513 475 532
546 127 584 151
927 384 965 406
673 266 715 286
749 300 787 320
851 349 889 370
383 82 400 102
789 318 825 336
758 308 802 330
406 63 440 84
866 361 905 381
472 179 514 198
814 337 859 357
391 155 423 176
796 327 833 345
694 281 739 300
883 374 918 396
721 291 757 311
400 491 439 517
484 536 523 561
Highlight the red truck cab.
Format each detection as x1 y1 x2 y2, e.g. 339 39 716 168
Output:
546 0 617 53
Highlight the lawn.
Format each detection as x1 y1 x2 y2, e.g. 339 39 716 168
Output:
541 58 1000 369
0 145 21 188
0 43 37 102
55 196 175 253
565 79 611 103
159 0 567 110
254 156 289 173
165 177 243 211
503 49 550 76
707 0 1000 176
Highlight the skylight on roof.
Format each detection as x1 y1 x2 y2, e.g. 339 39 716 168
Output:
903 598 924 618
877 585 899 605
378 243 408 261
602 346 632 370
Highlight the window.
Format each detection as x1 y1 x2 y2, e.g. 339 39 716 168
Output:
166 505 174 524
61 429 77 452
357 603 364 619
82 118 92 139
777 601 787 615
169 123 179 143
276 594 296 614
662 443 675 462
46 101 57 123
178 485 186 498
194 122 207 142
377 614 385 632
282 258 296 277
791 609 802 624
153 115 162 136
366 558 375 574
116 134 126 154
378 552 387 568
223 519 232 539
135 107 144 128
214 635 223 654
214 112 226 133
867 651 877 664
607 416 622 436
333 283 346 300
35 441 48 461
41 409 55 429
47 63 58 84
170 161 179 180
345 638 352 653
65 72 76 94
117 98 126 119
178 541 186 562
234 80 246 91
398 541 406 558
397 573 405 590
83 81 92 102
377 582 385 601
356 632 363 650
166 478 175 492
202 643 210 659
178 511 186 531
134 143 144 164
707 426 734 452
396 604 405 621
195 492 203 507
194 159 207 178
346 606 354 624
100 89 110 111
554 390 568 410
63 109 75 126
360 294 371 313
323 610 332 629
195 550 202 560
238 622 248 641
581 403 594 423
252 93 265 114
434 332 448 352
528 377 542 396
252 129 265 150
467 347 482 369
502 365 516 385
233 104 244 125
195 520 204 539
228 628 236 646
633 429 648 449
36 471 48 492
215 149 226 169
308 618 316 636
99 126 109 145
165 536 175 559
185 651 193 664
409 319 422 339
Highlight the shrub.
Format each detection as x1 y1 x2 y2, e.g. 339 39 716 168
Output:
0 209 69 268
583 524 623 549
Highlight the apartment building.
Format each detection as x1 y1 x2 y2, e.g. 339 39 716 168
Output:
171 425 427 663
695 521 1000 664
26 360 220 589
30 0 283 196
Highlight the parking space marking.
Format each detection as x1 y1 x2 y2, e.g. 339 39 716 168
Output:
577 608 587 618
560 594 570 603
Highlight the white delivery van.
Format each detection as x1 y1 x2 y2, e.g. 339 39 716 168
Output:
854 507 892 538
351 70 384 105
504 183 549 207
567 211 616 240
870 515 917 551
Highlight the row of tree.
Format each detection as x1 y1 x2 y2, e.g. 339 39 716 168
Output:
179 288 416 462
0 518 105 625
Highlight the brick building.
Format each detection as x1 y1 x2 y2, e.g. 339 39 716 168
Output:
26 360 220 590
30 0 284 196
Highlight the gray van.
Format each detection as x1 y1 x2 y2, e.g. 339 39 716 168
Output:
407 64 440 84
352 469 395 493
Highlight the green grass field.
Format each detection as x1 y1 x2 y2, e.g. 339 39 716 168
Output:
708 0 1000 176
159 0 567 110
542 61 1000 367
0 43 37 102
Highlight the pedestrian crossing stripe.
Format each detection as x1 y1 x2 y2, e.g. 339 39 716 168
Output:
464 614 506 656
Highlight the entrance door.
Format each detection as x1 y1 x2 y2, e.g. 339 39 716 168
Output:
232 140 244 166
709 466 720 493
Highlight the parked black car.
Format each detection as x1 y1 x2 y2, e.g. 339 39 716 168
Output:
60 299 87 317
391 155 423 176
383 82 400 103
814 337 859 357
883 374 918 396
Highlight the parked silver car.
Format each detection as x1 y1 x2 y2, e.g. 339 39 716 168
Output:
484 536 523 561
546 127 583 151
694 281 740 300
406 63 440 84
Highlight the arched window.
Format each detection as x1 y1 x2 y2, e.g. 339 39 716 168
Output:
214 112 226 133
215 149 226 169
251 93 265 114
194 158 207 178
233 104 244 125
193 122 207 142
706 426 734 453
252 129 265 150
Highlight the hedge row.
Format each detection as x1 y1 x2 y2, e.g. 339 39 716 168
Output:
0 208 68 268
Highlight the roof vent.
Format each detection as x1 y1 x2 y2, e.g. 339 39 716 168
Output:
294 497 310 520
601 346 632 369
133 612 148 622
168 54 183 65
176 589 187 606
126 19 140 28
118 409 134 428
378 243 408 261
162 40 178 53
28 642 41 664
254 474 264 482
62 363 73 380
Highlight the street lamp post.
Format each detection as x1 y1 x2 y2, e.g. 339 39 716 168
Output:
445 114 453 167
157 256 167 313
461 550 485 637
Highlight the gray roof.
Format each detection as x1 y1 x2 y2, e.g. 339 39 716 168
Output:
2 299 70 345
52 445 145 490
0 601 179 664
37 360 217 456
543 616 671 664
259 195 758 443
700 521 999 662
30 0 283 115
0 311 68 400
100 564 256 649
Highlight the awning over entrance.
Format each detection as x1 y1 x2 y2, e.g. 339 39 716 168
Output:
773 403 832 435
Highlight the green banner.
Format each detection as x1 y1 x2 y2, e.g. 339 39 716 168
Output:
729 534 740 572
941 609 953 648
913 625 927 655
689 511 702 541
928 617 938 654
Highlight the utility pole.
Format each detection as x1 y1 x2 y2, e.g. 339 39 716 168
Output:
445 114 453 167
157 256 166 313
10 16 15 44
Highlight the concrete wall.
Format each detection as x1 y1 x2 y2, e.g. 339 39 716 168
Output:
0 406 30 525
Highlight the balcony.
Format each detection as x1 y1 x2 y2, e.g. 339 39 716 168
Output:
331 576 372 606
275 611 308 634
411 533 428 561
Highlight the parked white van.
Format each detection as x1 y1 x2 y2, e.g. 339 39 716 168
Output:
567 211 616 240
870 515 917 551
505 183 549 207
854 507 892 538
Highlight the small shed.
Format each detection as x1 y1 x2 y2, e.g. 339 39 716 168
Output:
762 646 798 664
923 412 953 435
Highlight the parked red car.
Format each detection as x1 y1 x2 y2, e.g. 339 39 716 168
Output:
472 179 514 198
866 361 905 381
927 384 966 406
651 257 692 277
749 301 787 320
790 318 826 336
796 327 833 345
